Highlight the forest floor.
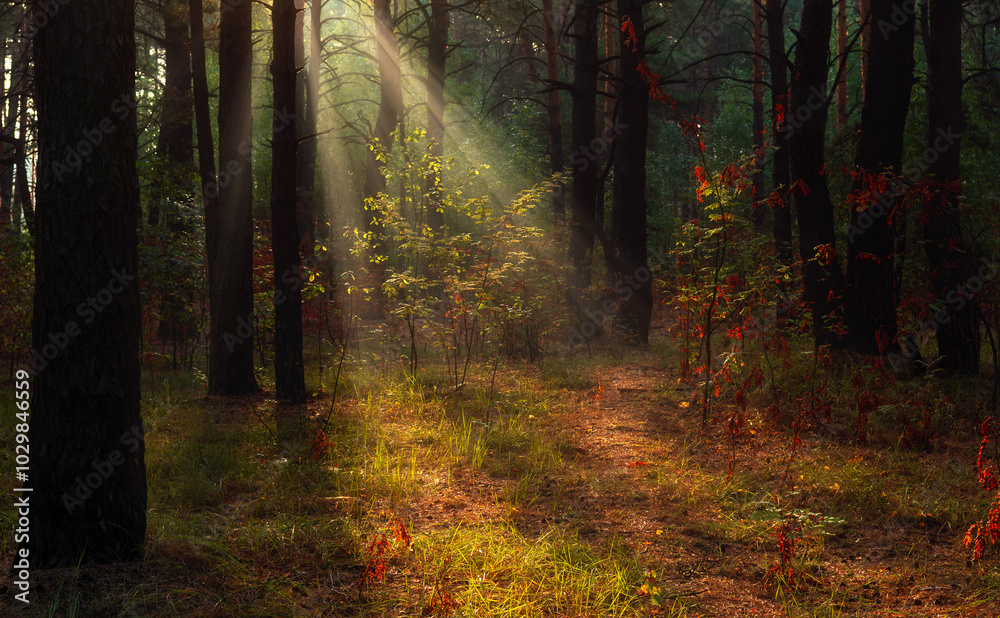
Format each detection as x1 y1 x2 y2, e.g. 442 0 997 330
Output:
3 321 1000 617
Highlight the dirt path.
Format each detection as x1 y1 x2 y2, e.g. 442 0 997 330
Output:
418 359 1000 617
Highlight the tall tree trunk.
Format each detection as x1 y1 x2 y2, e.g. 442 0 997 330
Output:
612 0 651 344
425 0 449 234
751 0 765 232
845 0 915 356
156 0 195 362
923 0 978 372
306 0 323 235
859 0 870 105
568 0 599 288
271 0 307 403
603 7 615 136
362 0 402 284
836 0 848 127
158 0 194 165
27 0 145 567
789 0 845 348
209 0 259 395
295 0 318 251
189 0 219 317
542 0 565 220
765 0 792 267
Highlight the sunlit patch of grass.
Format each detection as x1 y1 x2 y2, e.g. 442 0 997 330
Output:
380 523 653 617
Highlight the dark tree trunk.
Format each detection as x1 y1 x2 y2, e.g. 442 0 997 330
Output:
362 0 402 279
845 0 915 356
157 0 194 165
27 0 146 567
271 0 306 403
923 0 978 372
295 0 318 251
765 0 792 267
305 0 322 236
568 0 599 288
611 0 651 344
542 0 565 220
155 0 195 358
189 0 219 313
751 0 765 232
209 0 259 396
425 0 448 234
789 0 845 348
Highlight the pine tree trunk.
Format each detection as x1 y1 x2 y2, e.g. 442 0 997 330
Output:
611 0 651 344
271 0 307 403
751 0 765 232
189 0 219 316
209 0 259 395
27 0 146 567
789 0 845 348
295 0 318 250
765 0 792 267
568 0 599 288
923 0 978 372
845 0 914 356
542 0 565 220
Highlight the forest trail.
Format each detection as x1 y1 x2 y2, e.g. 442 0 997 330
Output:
392 350 999 617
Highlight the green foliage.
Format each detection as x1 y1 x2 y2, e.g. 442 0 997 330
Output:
347 129 569 382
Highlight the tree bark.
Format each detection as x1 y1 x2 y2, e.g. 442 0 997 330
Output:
568 0 600 288
295 0 318 250
845 0 915 356
751 0 765 232
542 0 565 220
157 0 194 166
189 0 219 334
765 0 792 267
836 0 848 127
923 0 978 372
27 0 146 567
271 0 307 403
612 0 651 344
209 0 259 396
425 0 449 234
789 0 845 348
